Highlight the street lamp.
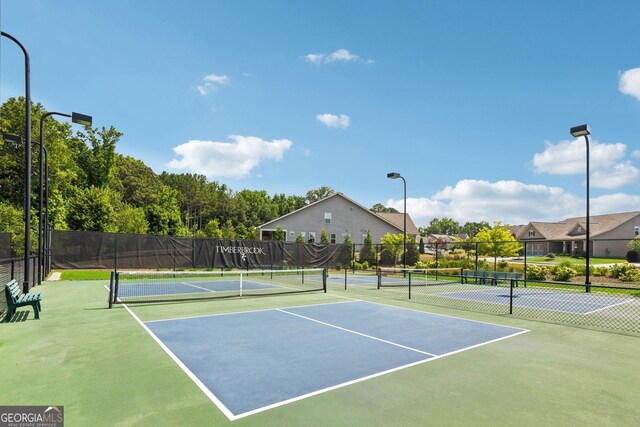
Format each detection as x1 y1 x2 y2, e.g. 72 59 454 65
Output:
387 172 407 270
570 124 591 292
2 31 32 294
38 111 92 281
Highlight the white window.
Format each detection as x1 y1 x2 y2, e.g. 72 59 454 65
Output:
324 213 332 224
635 225 640 236
330 233 337 244
308 232 316 242
528 229 535 237
289 231 295 237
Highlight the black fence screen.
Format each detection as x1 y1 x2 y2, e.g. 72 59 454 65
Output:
51 230 350 270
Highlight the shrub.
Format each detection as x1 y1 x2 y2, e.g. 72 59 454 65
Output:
609 263 636 279
619 266 640 282
551 265 577 281
626 250 639 263
379 248 396 266
593 266 610 277
545 253 556 259
497 260 510 270
526 265 549 280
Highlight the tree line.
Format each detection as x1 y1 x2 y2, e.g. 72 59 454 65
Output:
0 98 344 253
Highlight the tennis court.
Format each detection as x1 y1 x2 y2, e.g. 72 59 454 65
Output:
434 286 633 314
138 300 526 420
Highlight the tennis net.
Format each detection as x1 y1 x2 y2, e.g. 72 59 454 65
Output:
108 268 326 305
377 267 463 288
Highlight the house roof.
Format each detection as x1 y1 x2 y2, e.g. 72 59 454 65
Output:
258 192 419 235
516 211 640 241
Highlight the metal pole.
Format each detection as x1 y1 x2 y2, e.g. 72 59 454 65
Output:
585 134 591 292
401 176 407 270
2 32 32 293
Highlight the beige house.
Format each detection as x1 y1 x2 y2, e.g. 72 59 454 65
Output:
257 193 419 245
516 211 640 258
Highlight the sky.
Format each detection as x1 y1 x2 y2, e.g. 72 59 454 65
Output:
1 0 639 228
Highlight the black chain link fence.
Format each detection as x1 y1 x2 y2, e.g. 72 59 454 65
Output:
328 268 640 336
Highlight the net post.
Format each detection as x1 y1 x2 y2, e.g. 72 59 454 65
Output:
114 271 120 304
408 272 412 300
509 278 514 314
377 267 381 289
323 268 327 293
239 271 243 297
108 271 114 309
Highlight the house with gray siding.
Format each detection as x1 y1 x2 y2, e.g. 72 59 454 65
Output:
516 211 640 258
257 193 419 244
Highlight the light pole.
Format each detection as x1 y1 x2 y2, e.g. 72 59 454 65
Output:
38 112 92 281
570 124 591 292
387 172 407 270
2 31 32 293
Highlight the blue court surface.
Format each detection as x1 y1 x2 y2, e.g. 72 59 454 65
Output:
141 300 526 420
435 287 632 314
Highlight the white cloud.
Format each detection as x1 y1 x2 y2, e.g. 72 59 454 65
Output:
591 162 640 189
385 179 640 227
591 193 640 215
387 179 583 226
316 113 350 129
619 67 640 101
168 135 292 178
303 49 373 65
632 150 640 159
197 74 230 95
533 138 639 189
533 139 626 175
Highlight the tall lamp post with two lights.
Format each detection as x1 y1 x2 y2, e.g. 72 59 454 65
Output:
38 112 92 280
387 172 407 270
570 124 591 292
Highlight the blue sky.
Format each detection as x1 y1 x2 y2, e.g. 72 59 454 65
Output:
2 0 639 227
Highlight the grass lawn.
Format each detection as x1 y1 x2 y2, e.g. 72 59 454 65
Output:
523 256 625 265
58 270 112 280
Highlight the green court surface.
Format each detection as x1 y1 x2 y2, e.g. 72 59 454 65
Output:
2 279 640 426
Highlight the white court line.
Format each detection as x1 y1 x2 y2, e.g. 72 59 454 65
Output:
582 298 635 315
121 303 237 421
180 281 218 293
276 308 438 357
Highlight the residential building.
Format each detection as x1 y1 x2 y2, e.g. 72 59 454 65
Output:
515 211 640 258
257 193 419 244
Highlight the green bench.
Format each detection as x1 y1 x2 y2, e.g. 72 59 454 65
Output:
490 271 522 285
462 270 490 284
4 279 42 322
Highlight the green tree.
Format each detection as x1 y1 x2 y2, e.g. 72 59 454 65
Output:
405 240 420 266
380 232 405 266
343 233 354 260
145 186 185 235
370 203 399 213
66 186 117 232
204 219 223 238
221 220 236 239
296 233 305 243
110 155 163 207
359 230 376 263
418 237 425 254
475 221 522 269
461 221 490 238
274 225 285 241
114 204 149 234
320 229 330 244
69 125 121 188
0 201 25 255
629 238 640 252
423 217 461 236
306 186 335 204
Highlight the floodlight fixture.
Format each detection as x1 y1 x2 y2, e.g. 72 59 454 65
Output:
71 112 93 126
570 124 590 138
387 172 401 179
387 171 407 270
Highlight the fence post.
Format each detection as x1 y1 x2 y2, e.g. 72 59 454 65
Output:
509 279 514 314
523 241 527 281
344 267 347 290
408 272 412 300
